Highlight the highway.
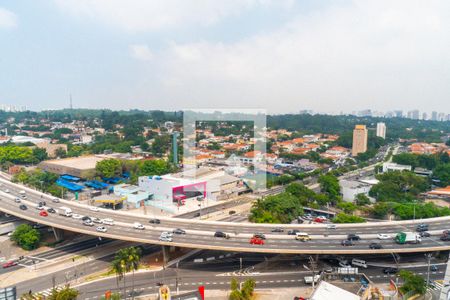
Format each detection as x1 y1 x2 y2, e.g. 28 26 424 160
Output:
2 177 450 254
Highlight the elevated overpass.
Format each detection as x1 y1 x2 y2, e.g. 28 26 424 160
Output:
1 177 450 255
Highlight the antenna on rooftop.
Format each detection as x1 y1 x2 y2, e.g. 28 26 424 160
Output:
69 94 73 110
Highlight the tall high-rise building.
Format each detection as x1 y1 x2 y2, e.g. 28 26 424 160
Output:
376 122 386 139
431 111 438 121
422 112 427 120
352 125 368 157
394 110 403 118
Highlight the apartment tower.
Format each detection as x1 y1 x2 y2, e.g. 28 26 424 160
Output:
352 125 368 156
376 122 386 139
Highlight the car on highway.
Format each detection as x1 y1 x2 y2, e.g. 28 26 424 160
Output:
91 217 102 224
83 219 94 226
47 208 56 214
89 206 100 212
431 265 438 272
72 214 83 219
101 218 114 225
38 201 47 207
149 218 161 224
440 235 450 241
369 242 382 249
443 230 450 236
253 233 266 240
383 267 398 274
341 240 353 246
4 189 9 193
214 231 230 239
420 231 431 237
52 197 60 203
288 229 300 235
249 237 265 245
193 212 201 218
14 197 21 203
159 234 173 242
96 226 107 233
377 233 391 240
347 234 361 241
295 232 311 242
35 204 45 210
82 216 91 221
39 210 48 217
19 204 27 210
2 261 18 268
133 222 145 230
326 224 337 230
160 231 173 238
271 227 284 233
416 223 429 232
173 228 186 235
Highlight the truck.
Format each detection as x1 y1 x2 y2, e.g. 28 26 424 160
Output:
395 232 421 244
58 206 72 217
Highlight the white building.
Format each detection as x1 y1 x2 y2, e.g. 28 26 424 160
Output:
340 179 374 203
310 281 359 300
382 162 412 173
376 122 386 139
138 167 241 213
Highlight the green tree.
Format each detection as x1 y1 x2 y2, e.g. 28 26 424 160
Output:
249 193 303 224
111 247 142 299
11 224 41 250
399 270 427 295
96 159 122 178
138 159 170 176
229 278 255 300
318 174 341 201
32 147 48 162
332 213 365 223
433 164 450 187
337 202 357 214
355 193 371 206
47 285 79 300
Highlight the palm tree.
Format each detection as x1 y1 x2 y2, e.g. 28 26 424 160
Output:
47 285 79 300
125 247 142 299
111 247 142 299
111 251 127 297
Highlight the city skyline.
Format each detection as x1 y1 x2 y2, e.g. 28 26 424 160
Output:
1 1 450 113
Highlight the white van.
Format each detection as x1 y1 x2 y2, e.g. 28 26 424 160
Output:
59 206 73 217
351 258 367 268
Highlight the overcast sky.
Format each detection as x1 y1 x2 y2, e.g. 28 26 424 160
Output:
0 1 449 114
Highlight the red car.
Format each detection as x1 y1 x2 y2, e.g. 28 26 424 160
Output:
39 210 48 217
314 216 327 223
2 261 18 268
250 237 265 245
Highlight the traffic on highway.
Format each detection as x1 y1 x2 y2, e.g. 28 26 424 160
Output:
2 177 450 254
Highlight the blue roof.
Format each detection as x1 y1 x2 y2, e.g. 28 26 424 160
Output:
60 174 81 182
56 179 84 191
85 180 109 190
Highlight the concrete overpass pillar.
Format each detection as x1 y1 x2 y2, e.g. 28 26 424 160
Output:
162 245 170 267
51 227 64 242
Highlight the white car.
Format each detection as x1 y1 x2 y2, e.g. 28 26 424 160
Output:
160 231 173 238
96 226 107 233
52 198 60 203
4 189 9 193
377 233 392 240
72 214 83 219
133 222 145 230
159 234 173 242
89 206 100 212
35 204 45 210
326 224 337 229
101 218 114 225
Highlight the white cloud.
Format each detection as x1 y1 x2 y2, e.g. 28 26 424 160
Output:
138 1 450 113
0 7 17 29
54 0 293 32
129 44 154 61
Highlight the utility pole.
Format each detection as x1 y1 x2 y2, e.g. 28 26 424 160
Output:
425 253 432 286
